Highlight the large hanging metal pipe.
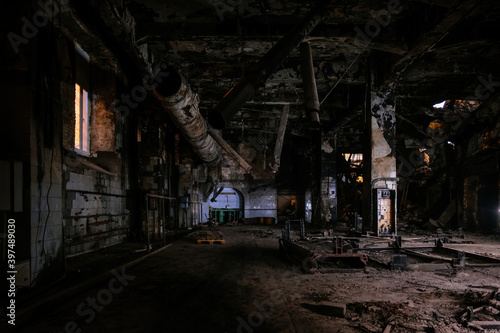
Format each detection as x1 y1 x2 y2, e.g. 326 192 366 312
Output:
208 0 331 129
153 68 222 166
300 42 321 126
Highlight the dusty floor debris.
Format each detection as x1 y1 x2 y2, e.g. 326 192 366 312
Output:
7 225 500 333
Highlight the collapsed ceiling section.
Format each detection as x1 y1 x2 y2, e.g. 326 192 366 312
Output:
66 0 500 152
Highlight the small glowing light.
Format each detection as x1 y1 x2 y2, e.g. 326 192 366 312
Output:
433 101 446 108
447 141 456 147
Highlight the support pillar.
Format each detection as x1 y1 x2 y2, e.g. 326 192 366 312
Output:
363 91 397 234
320 137 337 226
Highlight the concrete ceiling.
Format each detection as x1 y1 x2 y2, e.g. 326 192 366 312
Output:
70 0 500 151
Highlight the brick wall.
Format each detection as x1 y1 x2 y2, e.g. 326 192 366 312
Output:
64 168 130 255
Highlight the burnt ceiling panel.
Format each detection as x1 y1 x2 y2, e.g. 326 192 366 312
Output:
66 0 500 150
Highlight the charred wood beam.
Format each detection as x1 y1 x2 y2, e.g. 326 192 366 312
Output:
208 0 331 129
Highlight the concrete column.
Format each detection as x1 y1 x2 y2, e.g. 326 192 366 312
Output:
363 91 397 232
320 137 337 225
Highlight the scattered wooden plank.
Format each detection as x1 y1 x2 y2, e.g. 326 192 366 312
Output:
383 323 392 333
196 231 224 244
197 239 225 245
319 302 346 318
468 321 500 330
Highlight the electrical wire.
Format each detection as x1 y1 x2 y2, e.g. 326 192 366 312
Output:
31 0 60 285
320 38 373 106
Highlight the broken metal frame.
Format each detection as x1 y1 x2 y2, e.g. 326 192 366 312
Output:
460 288 500 330
356 237 500 269
279 238 369 273
279 219 368 272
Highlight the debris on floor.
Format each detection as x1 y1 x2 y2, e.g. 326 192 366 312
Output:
459 287 500 331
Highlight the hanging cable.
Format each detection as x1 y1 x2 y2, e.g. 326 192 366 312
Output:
320 38 373 106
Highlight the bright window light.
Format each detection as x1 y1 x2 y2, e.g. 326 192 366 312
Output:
433 101 446 109
75 83 90 155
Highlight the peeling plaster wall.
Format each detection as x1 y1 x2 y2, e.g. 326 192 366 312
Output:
2 84 65 286
371 92 397 188
363 91 397 232
244 186 277 219
91 95 116 153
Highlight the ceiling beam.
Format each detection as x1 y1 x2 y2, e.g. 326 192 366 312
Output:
387 0 483 89
70 0 150 82
208 0 333 129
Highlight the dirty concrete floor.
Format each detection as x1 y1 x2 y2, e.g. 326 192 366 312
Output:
12 225 500 333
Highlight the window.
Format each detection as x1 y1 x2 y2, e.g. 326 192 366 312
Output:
342 153 363 167
433 101 446 109
75 83 90 154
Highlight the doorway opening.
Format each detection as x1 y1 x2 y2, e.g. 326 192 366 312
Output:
208 188 244 224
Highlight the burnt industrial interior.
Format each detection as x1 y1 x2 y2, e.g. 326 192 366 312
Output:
2 0 500 332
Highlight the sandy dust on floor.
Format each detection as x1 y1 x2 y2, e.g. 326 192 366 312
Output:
235 225 500 333
12 224 500 333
